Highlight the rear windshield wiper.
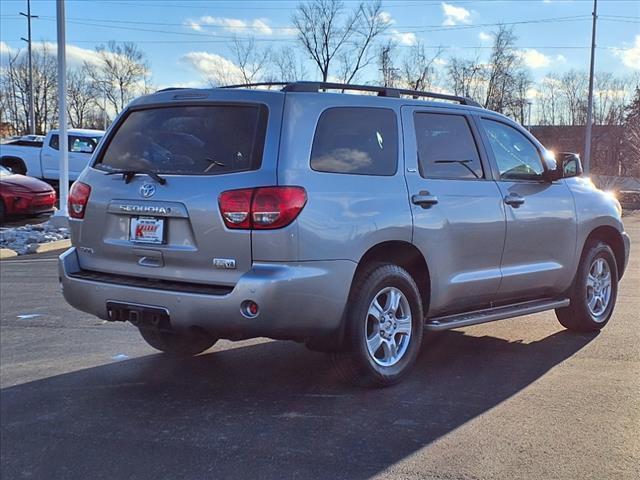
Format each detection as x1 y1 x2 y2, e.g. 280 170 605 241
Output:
104 169 167 185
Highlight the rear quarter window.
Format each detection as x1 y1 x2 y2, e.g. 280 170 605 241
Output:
95 104 268 175
310 107 398 176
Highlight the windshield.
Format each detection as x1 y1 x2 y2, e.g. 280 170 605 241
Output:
95 105 268 175
0 166 12 176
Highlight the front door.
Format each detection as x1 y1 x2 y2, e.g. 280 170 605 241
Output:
476 116 577 302
402 107 506 316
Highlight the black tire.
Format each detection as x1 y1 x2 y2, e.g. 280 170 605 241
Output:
138 327 217 356
331 263 424 387
555 241 618 332
0 200 5 224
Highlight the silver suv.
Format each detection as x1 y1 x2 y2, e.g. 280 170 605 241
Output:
59 82 631 387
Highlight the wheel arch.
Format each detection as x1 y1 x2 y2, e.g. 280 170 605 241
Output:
306 241 430 353
355 240 431 311
583 225 626 279
0 156 27 175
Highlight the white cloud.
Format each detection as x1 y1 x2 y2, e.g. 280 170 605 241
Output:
613 35 640 70
0 41 101 67
185 16 276 35
518 49 552 69
0 41 15 57
478 31 492 42
180 51 244 86
555 54 567 63
391 30 417 46
434 58 448 66
441 2 472 26
378 11 395 25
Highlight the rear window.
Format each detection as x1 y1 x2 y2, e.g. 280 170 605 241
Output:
95 105 268 175
310 107 398 176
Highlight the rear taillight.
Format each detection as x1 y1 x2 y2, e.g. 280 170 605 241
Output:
68 182 91 219
218 186 307 230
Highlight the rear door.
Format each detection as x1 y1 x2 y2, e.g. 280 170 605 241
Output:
475 115 576 301
402 106 506 316
74 90 282 287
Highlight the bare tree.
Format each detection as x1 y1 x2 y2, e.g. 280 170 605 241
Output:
84 41 149 114
337 1 389 84
401 41 444 91
621 87 640 175
67 66 98 128
483 26 529 115
378 40 399 88
292 0 358 82
536 74 561 125
229 36 271 85
0 43 58 134
268 47 307 83
447 55 486 101
559 70 587 126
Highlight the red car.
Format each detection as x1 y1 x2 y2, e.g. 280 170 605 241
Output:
0 166 56 222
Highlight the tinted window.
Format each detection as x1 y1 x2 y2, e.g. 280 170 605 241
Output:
96 105 268 175
310 107 398 176
414 113 483 179
49 135 102 153
70 136 101 153
481 119 544 181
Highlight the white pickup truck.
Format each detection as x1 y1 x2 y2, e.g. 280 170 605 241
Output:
0 129 104 182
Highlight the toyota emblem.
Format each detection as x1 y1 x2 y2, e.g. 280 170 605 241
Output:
139 183 156 198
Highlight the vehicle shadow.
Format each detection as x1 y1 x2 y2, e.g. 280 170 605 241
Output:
0 328 597 480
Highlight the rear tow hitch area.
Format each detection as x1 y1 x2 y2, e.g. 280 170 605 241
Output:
106 301 170 330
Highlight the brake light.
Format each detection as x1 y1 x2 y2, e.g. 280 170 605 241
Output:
218 187 307 230
68 182 91 219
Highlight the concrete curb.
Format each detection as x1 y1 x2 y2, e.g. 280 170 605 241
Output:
34 239 71 254
0 248 18 259
0 239 71 259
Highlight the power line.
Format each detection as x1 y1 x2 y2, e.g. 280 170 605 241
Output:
30 14 592 41
30 13 592 31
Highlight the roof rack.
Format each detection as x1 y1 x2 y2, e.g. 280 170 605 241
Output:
155 87 188 93
219 81 482 108
219 82 290 90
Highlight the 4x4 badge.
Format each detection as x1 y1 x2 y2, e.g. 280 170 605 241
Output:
139 184 156 198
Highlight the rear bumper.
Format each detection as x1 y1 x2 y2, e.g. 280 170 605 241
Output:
59 247 357 339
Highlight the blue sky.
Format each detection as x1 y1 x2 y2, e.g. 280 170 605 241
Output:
1 0 638 88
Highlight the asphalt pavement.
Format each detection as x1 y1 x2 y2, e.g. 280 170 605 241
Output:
1 217 639 480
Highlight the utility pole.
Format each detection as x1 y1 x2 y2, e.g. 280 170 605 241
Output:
20 0 38 135
584 0 598 174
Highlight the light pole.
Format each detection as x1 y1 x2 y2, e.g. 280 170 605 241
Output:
584 0 598 174
527 101 533 131
19 0 38 135
54 0 69 221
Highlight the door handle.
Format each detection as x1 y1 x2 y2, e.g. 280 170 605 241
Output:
504 194 525 207
412 192 439 208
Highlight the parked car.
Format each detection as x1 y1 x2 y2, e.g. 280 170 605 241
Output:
0 129 104 182
0 165 56 222
58 82 630 387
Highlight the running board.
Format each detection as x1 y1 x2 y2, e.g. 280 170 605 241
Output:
425 298 570 331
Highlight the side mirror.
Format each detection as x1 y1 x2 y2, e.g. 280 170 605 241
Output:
557 152 583 178
542 155 562 182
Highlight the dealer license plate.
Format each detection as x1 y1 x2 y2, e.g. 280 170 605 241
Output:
130 217 165 244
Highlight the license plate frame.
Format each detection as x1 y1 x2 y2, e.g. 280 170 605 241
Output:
129 216 165 245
